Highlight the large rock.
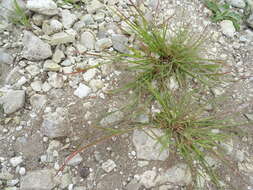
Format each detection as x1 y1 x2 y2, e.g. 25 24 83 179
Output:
20 169 55 190
22 31 52 61
50 29 77 45
0 90 25 114
26 0 58 15
132 128 170 161
0 48 13 65
41 108 70 138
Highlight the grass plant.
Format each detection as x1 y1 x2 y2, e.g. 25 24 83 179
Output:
9 0 30 27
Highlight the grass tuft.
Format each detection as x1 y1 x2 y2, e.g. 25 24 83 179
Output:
9 0 30 27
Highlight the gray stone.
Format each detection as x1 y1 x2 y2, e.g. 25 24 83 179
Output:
48 73 64 88
52 49 65 64
61 9 78 29
25 65 41 76
43 60 61 72
50 29 77 45
155 163 192 186
0 90 25 114
0 48 13 65
139 170 157 188
95 38 113 51
60 173 72 189
220 20 236 37
31 80 43 92
246 14 253 29
74 83 91 98
80 31 96 50
111 34 129 53
67 153 83 166
101 159 116 173
132 128 170 161
41 109 70 138
226 0 245 8
100 108 124 126
87 0 104 14
30 94 47 111
20 169 55 190
32 14 45 26
22 31 52 61
26 0 58 15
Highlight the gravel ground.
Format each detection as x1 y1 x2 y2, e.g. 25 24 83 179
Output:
0 0 253 189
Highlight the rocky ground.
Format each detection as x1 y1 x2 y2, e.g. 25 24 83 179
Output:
0 0 253 189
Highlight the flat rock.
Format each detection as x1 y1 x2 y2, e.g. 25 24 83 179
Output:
132 128 170 161
43 60 61 72
111 34 129 53
22 31 52 61
50 29 77 45
20 169 55 190
26 0 58 15
0 90 25 114
41 108 70 138
80 31 96 50
95 38 113 51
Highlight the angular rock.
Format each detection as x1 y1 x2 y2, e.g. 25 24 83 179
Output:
83 68 97 82
140 170 157 188
22 31 52 61
155 164 192 185
20 169 55 190
43 60 61 72
220 20 235 37
48 73 64 88
52 49 65 64
80 31 96 50
25 65 41 76
87 0 104 14
74 83 91 98
26 0 58 15
41 109 69 138
132 128 170 161
100 108 124 126
42 20 63 35
111 34 129 53
61 9 78 29
0 48 13 65
95 38 113 51
0 90 25 114
30 94 47 111
50 29 77 45
31 80 43 92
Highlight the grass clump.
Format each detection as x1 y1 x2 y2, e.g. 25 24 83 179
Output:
111 4 223 96
9 0 30 27
204 0 242 30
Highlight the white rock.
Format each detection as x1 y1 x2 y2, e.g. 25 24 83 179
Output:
26 0 58 15
22 31 52 61
48 73 64 88
25 65 41 76
31 81 43 92
95 38 113 51
80 31 96 50
83 68 97 81
0 90 25 114
50 19 63 32
74 84 91 98
67 153 83 166
52 49 65 64
132 128 170 161
101 159 116 173
10 156 23 167
43 60 61 71
139 170 157 188
87 0 104 14
89 79 104 92
220 20 236 37
61 9 78 29
19 167 26 176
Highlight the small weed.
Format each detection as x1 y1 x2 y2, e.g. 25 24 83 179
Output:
204 0 242 30
9 0 30 27
59 0 81 8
